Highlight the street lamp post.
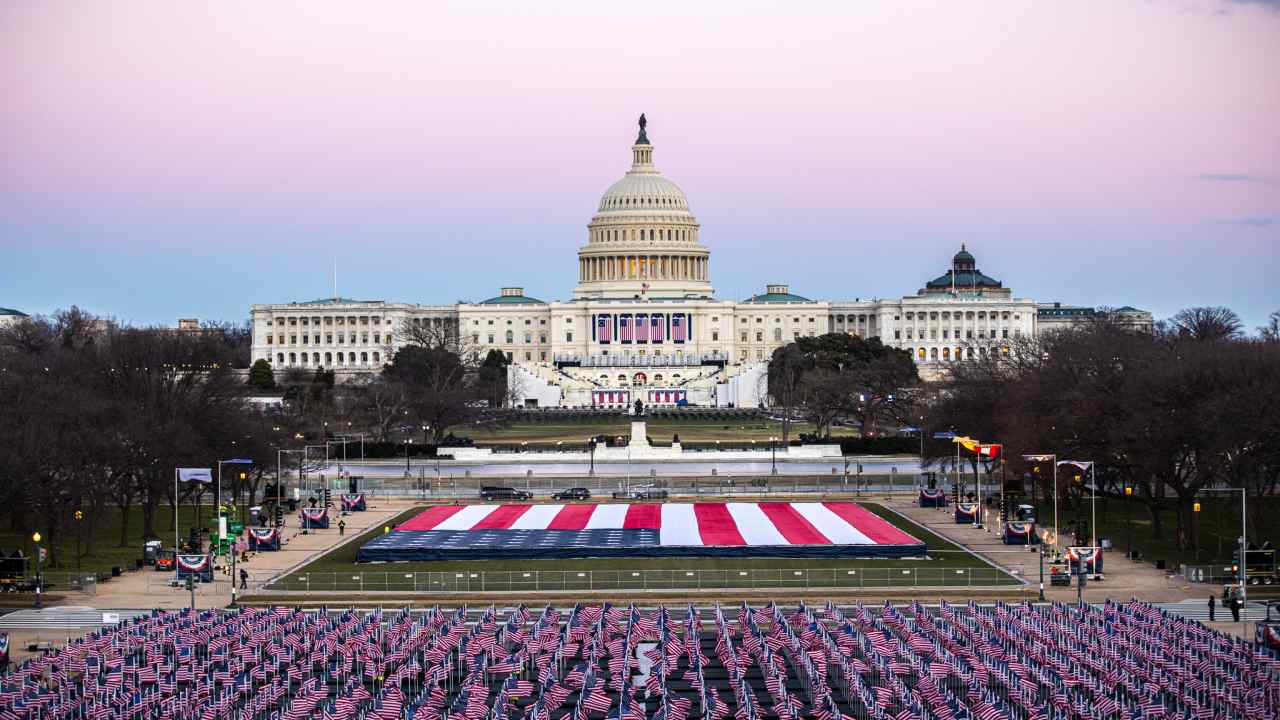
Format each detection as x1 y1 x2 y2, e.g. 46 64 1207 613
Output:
1124 486 1133 558
1193 501 1201 560
1038 544 1045 602
769 436 777 475
1021 454 1057 556
32 531 43 609
588 438 596 476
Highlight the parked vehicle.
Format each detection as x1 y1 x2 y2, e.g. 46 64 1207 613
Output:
154 550 175 572
632 489 669 500
480 486 532 501
552 487 591 501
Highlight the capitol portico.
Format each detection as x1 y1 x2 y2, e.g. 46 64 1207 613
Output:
249 117 1150 407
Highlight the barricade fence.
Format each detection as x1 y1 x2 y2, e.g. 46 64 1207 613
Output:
292 473 943 501
4 571 97 596
265 566 1015 593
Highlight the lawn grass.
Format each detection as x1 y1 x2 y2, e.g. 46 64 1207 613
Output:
1025 495 1280 570
269 502 1016 591
469 418 839 444
0 505 239 579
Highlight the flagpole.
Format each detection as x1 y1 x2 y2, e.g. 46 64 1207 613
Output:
174 468 180 585
1053 457 1058 558
1090 461 1097 550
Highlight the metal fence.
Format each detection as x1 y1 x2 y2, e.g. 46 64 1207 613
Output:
1182 564 1278 586
299 473 930 501
267 566 1016 593
4 572 98 596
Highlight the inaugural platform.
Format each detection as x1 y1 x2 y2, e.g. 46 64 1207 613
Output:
356 501 925 562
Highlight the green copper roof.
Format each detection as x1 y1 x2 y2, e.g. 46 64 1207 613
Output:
0 307 28 316
478 294 546 305
741 292 814 304
925 270 1002 289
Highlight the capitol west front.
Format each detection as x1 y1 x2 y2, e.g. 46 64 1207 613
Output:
249 119 1150 408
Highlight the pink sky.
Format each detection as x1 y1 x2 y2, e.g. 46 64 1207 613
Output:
1 1 1278 326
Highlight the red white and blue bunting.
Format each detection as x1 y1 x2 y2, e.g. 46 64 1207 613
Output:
247 527 281 551
340 493 367 512
1002 521 1038 545
299 508 330 529
918 488 947 507
175 554 213 582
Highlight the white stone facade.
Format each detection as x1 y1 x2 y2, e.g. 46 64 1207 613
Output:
248 118 1150 401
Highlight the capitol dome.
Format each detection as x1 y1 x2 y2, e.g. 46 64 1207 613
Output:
574 115 712 300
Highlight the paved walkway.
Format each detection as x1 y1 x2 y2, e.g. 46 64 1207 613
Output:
42 499 418 610
884 497 1206 604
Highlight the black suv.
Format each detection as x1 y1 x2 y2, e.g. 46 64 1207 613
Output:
552 487 591 501
479 486 532 501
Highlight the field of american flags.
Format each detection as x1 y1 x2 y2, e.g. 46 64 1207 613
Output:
3 599 1278 720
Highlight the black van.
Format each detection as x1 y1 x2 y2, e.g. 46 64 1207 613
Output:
480 486 533 501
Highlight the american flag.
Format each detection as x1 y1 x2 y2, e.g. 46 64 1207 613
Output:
619 315 631 343
650 314 665 343
596 315 611 343
671 314 686 342
634 313 648 342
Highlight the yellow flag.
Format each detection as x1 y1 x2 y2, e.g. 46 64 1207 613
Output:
951 435 980 452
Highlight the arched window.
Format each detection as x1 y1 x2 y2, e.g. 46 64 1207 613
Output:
324 352 332 364
930 348 939 360
301 354 310 365
773 328 782 341
942 347 951 360
288 352 296 364
917 348 926 360
361 352 368 364
348 352 356 364
505 330 513 343
373 352 381 363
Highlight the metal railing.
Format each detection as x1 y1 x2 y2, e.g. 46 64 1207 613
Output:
2 572 97 596
266 566 1016 593
297 474 929 500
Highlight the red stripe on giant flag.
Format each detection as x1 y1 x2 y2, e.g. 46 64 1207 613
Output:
822 502 921 545
623 504 662 529
978 444 1002 459
693 503 747 546
547 504 596 530
398 505 468 531
757 503 832 545
472 505 532 530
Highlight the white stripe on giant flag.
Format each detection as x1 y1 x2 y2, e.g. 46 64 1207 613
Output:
583 504 627 529
509 504 564 530
725 503 788 546
178 468 212 483
435 504 499 531
658 504 702 546
790 503 874 545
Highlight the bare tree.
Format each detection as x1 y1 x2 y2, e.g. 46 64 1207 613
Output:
1166 306 1243 342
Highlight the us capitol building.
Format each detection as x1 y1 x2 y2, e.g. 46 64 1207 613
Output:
249 117 1151 408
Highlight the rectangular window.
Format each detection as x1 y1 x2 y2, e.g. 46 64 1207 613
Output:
1002 329 1009 339
266 336 273 345
740 332 748 342
942 329 949 339
712 331 719 341
894 330 901 340
566 332 573 342
755 331 763 342
488 334 494 343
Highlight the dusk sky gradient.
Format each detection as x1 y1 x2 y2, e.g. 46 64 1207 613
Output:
2 1 1278 328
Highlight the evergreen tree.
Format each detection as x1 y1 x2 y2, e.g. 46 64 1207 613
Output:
247 358 275 390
